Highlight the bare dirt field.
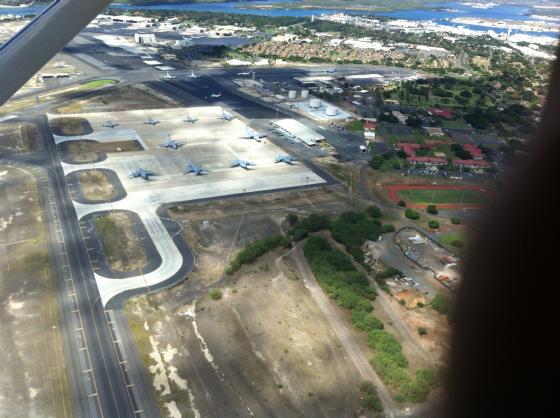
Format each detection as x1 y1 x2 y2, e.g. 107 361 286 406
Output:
0 122 41 154
125 188 374 418
49 117 93 136
126 250 366 418
52 84 179 114
77 170 117 201
63 139 144 163
381 295 451 367
168 188 350 288
95 212 148 272
0 165 73 418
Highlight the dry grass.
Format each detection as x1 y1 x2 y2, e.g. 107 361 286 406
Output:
78 170 117 201
0 165 73 417
95 212 148 272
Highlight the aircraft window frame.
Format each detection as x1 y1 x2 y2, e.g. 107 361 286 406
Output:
0 0 60 51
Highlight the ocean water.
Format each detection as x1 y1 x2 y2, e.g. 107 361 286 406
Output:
1 1 557 38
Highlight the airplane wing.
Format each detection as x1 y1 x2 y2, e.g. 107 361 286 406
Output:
0 0 113 105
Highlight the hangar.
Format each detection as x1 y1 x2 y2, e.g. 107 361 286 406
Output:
272 118 324 146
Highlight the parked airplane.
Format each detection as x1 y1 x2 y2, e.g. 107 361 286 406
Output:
188 70 200 79
237 71 251 76
129 168 156 181
102 120 119 128
323 68 337 74
210 92 222 99
162 72 176 80
183 162 209 176
144 117 160 125
159 135 184 150
240 124 266 142
183 115 198 123
275 154 298 165
230 159 255 170
219 109 235 121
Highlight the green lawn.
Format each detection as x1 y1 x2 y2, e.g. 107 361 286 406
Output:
346 120 365 132
397 189 487 205
439 231 469 255
79 79 117 90
380 126 429 144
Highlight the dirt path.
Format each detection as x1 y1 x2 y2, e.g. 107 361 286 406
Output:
290 243 399 416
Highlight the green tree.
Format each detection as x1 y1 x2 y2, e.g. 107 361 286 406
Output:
405 209 420 220
366 205 383 218
426 205 438 215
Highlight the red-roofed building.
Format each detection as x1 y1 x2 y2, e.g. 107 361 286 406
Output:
452 159 492 173
427 108 455 119
397 143 422 156
463 143 484 160
407 156 448 167
363 121 376 131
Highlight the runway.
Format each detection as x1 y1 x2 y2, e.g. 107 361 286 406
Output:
36 116 161 418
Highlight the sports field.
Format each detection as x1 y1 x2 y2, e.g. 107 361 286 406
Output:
384 184 488 209
397 189 487 205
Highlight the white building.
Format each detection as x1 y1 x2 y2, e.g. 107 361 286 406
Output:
134 33 157 45
273 119 324 146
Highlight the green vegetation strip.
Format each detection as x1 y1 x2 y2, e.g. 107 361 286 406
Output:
227 235 291 274
303 236 439 403
397 189 486 205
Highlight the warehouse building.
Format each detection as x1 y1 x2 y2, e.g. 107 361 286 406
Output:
272 119 325 146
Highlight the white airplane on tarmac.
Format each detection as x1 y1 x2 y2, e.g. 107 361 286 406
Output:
183 115 198 123
188 70 200 79
162 72 176 80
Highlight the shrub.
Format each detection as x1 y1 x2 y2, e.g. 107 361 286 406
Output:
451 239 464 248
426 205 438 215
398 200 407 207
405 209 420 220
428 220 440 229
209 289 222 300
418 327 428 335
431 292 451 315
359 381 383 412
228 235 291 273
451 217 462 225
381 224 396 233
286 213 298 226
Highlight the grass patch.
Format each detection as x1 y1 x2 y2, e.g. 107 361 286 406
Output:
439 231 469 255
79 79 117 90
346 120 365 132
